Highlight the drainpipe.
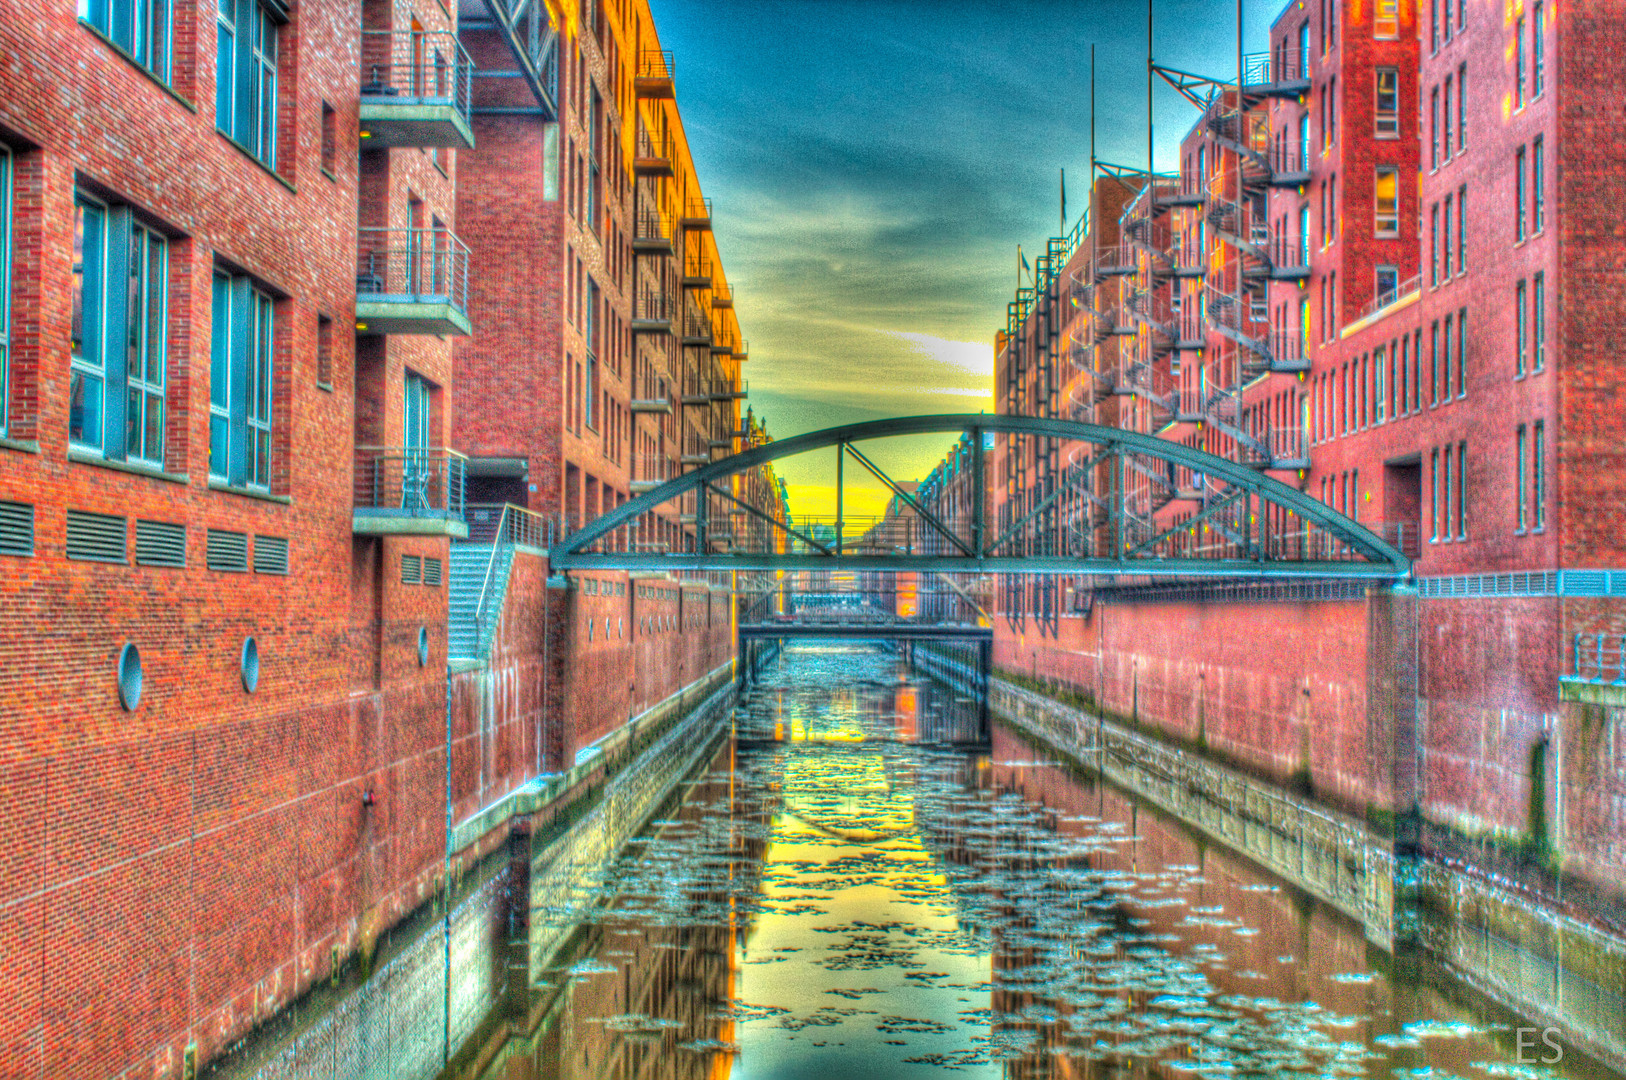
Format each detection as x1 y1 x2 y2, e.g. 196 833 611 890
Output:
442 660 453 1066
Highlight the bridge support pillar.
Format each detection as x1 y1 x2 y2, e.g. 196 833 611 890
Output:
1365 582 1421 953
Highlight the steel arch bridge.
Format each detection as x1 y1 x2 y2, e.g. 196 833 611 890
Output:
550 414 1411 579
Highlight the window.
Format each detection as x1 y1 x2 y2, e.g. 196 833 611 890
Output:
1533 3 1546 98
71 196 169 465
210 270 274 489
1515 147 1526 242
1375 68 1399 134
1442 195 1453 275
1430 203 1439 285
1375 0 1398 38
1533 420 1546 530
216 0 283 168
1516 280 1527 377
1456 185 1466 274
1442 315 1453 398
1457 309 1467 396
320 101 336 174
1376 265 1398 304
1430 448 1440 541
316 313 332 387
1456 441 1467 539
1532 138 1544 233
1374 167 1399 235
1413 329 1423 412
1442 77 1452 159
0 147 9 437
1430 0 1438 52
1457 64 1467 151
80 0 173 81
1514 16 1526 110
1430 320 1440 405
1533 273 1546 371
1429 88 1439 169
1328 77 1337 146
1516 425 1527 533
1442 444 1454 539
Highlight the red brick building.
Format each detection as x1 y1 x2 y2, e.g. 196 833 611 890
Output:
977 0 1626 927
0 0 764 1073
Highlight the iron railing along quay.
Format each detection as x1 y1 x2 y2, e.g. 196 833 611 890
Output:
355 446 466 516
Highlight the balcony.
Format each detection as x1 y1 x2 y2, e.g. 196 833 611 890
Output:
682 314 713 346
682 255 713 290
1240 48 1310 99
632 210 672 256
359 31 474 150
632 290 672 334
711 380 748 401
635 128 674 178
356 227 471 336
353 447 468 537
631 454 676 493
731 339 749 360
631 395 672 414
680 198 712 230
635 50 674 99
711 283 733 308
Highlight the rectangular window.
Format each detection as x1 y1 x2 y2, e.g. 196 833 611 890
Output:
1456 441 1467 539
1429 87 1439 170
1443 77 1453 159
1376 345 1387 423
1533 273 1546 371
1443 444 1454 539
1532 138 1545 233
1374 167 1399 235
1515 147 1526 241
1375 68 1399 135
1413 330 1423 412
320 101 336 174
1430 321 1440 405
216 0 282 168
0 147 9 437
1430 203 1439 285
1516 425 1528 533
1430 448 1440 541
1458 64 1467 151
1457 185 1467 274
316 313 332 387
80 0 173 81
1376 264 1399 303
1516 280 1527 377
1533 3 1546 98
1430 0 1438 52
72 196 168 465
209 270 274 489
1400 335 1410 414
585 354 598 431
1515 16 1526 110
1442 195 1453 276
1375 0 1398 38
1443 315 1453 398
1534 420 1546 530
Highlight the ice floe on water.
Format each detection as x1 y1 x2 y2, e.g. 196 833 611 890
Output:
532 645 1594 1080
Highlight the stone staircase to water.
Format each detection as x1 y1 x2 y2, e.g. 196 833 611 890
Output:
449 543 515 660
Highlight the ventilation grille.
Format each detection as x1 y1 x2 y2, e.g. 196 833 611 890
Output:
423 557 442 586
66 510 127 564
0 501 33 557
254 534 289 575
135 520 186 568
206 529 249 572
402 554 422 583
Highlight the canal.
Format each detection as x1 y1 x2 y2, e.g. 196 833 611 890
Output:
460 642 1621 1080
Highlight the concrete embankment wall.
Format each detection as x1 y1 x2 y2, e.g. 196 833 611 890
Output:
203 658 737 1080
942 656 1626 1074
992 592 1626 923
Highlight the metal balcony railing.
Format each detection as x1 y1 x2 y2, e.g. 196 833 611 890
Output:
633 289 670 324
354 446 466 517
681 312 712 343
632 454 677 487
1242 47 1308 89
464 501 561 548
356 227 470 309
633 209 670 248
637 49 674 83
636 128 674 171
360 30 474 117
1269 327 1309 368
1270 134 1312 178
1570 633 1626 685
1357 273 1422 321
683 254 714 284
681 198 712 225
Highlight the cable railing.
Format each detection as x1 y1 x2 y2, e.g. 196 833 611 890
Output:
354 446 467 516
356 227 470 310
360 30 474 118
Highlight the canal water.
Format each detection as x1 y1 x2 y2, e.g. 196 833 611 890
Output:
476 642 1621 1080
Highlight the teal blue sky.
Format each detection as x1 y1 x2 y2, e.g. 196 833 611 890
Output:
650 0 1287 514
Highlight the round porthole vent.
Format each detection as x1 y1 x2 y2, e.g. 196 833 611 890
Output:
240 637 260 693
117 642 143 711
417 626 430 666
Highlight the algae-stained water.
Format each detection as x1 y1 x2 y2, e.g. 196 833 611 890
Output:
505 643 1614 1080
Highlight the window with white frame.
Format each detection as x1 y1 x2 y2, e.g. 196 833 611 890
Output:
210 270 274 488
1375 68 1399 135
216 0 285 168
80 0 173 80
71 194 169 464
1374 167 1399 235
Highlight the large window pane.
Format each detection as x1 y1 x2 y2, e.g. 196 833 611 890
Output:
70 200 106 450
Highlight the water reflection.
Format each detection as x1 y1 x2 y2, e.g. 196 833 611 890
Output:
481 643 1617 1080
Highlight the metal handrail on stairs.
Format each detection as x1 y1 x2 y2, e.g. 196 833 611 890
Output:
466 502 562 655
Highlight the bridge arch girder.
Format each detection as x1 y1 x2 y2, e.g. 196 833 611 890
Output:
551 413 1410 580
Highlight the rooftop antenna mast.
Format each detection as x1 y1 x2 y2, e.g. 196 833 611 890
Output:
1146 0 1154 181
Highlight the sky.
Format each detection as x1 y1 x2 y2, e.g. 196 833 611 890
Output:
649 0 1287 519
